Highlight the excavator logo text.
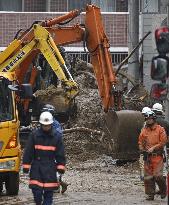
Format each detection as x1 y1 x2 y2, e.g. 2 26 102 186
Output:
2 51 26 72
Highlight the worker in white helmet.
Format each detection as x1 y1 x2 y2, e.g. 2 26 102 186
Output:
152 103 169 196
138 110 167 200
152 103 169 137
139 107 152 182
141 107 152 128
23 111 66 205
152 103 163 114
142 107 152 116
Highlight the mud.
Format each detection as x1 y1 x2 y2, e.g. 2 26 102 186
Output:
0 155 167 204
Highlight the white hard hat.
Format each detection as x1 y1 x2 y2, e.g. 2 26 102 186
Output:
39 111 54 125
152 103 163 112
141 107 151 114
144 110 156 119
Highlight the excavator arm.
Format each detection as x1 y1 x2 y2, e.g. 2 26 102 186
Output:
85 5 117 111
0 24 78 100
15 5 118 112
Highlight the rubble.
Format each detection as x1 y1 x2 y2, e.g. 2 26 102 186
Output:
32 60 151 162
1 156 167 204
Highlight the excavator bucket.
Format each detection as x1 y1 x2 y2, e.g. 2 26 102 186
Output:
105 110 144 160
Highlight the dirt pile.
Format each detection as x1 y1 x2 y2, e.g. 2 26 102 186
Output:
63 74 110 162
34 72 110 161
34 85 69 113
33 61 150 162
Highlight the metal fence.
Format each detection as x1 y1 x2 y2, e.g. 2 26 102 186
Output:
66 52 128 65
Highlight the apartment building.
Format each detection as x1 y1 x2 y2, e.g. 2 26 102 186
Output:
0 0 128 64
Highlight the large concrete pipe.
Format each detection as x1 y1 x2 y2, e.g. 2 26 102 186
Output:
105 110 144 160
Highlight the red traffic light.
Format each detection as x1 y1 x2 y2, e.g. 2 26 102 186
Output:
151 55 169 81
155 27 169 40
150 83 167 100
155 27 169 54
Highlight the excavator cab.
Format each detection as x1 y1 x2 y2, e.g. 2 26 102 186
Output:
0 72 33 195
0 73 20 195
0 77 14 122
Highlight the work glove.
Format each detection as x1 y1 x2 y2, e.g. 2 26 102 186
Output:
57 172 62 182
23 168 29 174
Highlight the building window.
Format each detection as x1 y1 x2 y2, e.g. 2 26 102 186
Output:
116 0 128 12
91 0 116 12
66 0 128 12
141 0 159 13
0 0 22 11
68 0 91 11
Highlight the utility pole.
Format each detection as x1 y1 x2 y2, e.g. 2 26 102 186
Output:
165 0 169 122
128 0 140 83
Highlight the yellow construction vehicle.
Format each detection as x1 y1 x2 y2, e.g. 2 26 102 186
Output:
0 24 78 195
0 70 35 195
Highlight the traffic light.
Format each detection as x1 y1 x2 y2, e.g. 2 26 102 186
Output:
155 26 169 54
150 83 167 101
150 26 169 101
151 55 169 81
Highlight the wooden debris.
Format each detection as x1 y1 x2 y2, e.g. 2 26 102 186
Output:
63 126 104 136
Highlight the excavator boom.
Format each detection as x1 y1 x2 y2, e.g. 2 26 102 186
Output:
85 5 117 111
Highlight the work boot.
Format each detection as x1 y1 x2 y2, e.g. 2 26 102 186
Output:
146 195 154 200
60 181 69 194
155 176 166 199
144 178 155 197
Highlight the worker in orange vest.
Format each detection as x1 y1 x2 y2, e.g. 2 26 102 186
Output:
138 110 167 201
